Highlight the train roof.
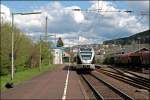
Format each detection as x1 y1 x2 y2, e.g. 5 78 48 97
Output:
114 48 149 56
79 47 93 51
134 48 148 52
126 48 149 56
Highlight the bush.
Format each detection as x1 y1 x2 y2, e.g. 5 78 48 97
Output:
0 23 53 75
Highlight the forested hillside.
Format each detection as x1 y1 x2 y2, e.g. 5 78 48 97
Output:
103 30 150 45
0 23 53 75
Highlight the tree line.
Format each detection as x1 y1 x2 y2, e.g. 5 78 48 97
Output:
103 30 150 45
0 23 53 75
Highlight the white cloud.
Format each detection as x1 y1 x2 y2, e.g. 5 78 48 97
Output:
65 6 85 23
127 1 149 12
73 10 84 23
126 1 149 28
1 4 11 22
79 36 88 44
86 1 149 37
1 1 149 46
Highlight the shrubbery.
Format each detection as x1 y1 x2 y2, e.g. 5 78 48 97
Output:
0 23 53 75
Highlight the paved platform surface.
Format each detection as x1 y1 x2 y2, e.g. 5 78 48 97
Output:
1 65 84 99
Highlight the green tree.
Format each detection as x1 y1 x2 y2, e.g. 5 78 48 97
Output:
37 41 53 66
0 23 35 75
57 37 64 47
26 43 40 68
0 23 54 75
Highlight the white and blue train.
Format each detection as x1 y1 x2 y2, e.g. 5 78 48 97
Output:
75 47 95 70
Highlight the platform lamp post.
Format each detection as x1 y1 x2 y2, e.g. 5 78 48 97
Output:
68 43 71 67
11 12 41 80
39 34 56 71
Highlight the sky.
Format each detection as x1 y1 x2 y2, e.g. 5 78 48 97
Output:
1 0 149 46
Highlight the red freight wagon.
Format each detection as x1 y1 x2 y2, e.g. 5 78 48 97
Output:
141 50 150 67
119 53 129 64
129 48 149 66
129 51 142 66
114 54 121 65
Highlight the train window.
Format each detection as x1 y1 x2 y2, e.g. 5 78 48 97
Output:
80 52 92 55
80 48 92 51
81 55 91 60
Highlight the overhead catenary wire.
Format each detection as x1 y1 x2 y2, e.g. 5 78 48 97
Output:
72 1 148 46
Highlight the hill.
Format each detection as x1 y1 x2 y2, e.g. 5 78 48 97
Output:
103 30 150 45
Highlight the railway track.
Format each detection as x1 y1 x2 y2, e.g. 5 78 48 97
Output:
104 66 150 87
108 66 150 81
100 68 150 85
81 73 133 100
122 70 149 82
97 69 150 90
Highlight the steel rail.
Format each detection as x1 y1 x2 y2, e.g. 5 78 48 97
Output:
81 75 104 100
124 70 150 82
90 73 134 100
105 67 150 87
99 68 150 86
123 72 150 85
98 70 150 90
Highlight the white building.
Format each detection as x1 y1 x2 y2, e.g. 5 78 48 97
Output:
53 48 63 64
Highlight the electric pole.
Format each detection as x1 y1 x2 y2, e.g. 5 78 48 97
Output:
45 16 48 42
11 12 41 80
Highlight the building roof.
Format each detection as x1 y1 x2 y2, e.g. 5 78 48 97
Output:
63 52 71 57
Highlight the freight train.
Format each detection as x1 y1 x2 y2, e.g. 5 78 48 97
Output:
105 48 150 68
75 47 95 70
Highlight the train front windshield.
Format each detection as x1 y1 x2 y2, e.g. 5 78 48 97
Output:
81 55 91 60
80 52 92 55
80 48 92 51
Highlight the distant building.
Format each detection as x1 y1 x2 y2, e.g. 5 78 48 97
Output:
52 48 63 64
63 52 71 63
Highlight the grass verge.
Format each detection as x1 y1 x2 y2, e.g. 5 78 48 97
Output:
0 64 58 91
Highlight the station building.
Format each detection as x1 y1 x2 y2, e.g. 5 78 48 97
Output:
52 47 63 64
